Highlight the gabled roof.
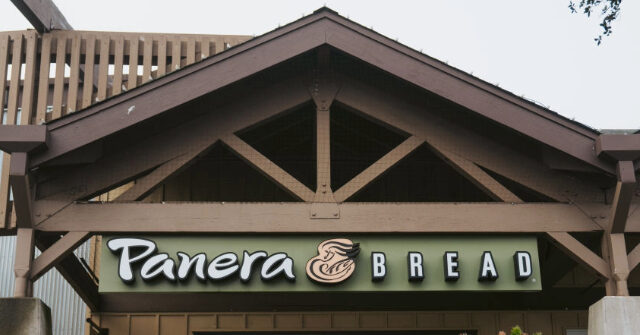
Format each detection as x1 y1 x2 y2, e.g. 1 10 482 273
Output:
31 7 614 173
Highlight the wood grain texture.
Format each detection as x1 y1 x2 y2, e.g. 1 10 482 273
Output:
547 231 611 279
35 33 51 123
429 146 522 203
221 134 315 202
336 76 604 204
30 231 90 281
37 202 603 233
51 36 66 118
334 136 423 202
34 77 310 219
35 233 99 310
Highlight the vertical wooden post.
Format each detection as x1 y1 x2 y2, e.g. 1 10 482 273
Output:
602 232 630 296
315 106 333 202
14 227 35 297
310 47 339 204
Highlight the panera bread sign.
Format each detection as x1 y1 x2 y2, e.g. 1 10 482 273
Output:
100 236 541 292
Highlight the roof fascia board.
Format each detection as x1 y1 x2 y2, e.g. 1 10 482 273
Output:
32 9 612 173
319 16 611 173
30 17 332 167
323 13 599 140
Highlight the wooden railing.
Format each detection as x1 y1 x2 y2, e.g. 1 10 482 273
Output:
0 29 252 231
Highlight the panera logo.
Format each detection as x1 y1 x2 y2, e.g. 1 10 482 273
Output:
106 237 534 286
306 238 360 284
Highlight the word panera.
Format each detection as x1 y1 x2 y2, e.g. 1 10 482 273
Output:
108 238 533 285
107 238 295 283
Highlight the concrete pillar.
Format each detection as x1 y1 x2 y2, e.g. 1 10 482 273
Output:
589 296 640 334
0 298 52 335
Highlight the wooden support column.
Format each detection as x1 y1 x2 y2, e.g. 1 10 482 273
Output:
309 47 340 208
609 161 636 233
601 233 630 296
14 227 35 297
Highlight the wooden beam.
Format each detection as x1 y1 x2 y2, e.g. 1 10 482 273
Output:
596 134 640 161
427 146 522 203
628 242 640 272
9 153 34 228
30 231 91 281
29 18 329 167
334 136 423 202
546 232 611 279
116 152 208 202
33 76 310 220
0 125 48 153
221 134 315 202
36 202 604 233
309 64 341 203
336 75 604 204
609 161 637 233
602 233 629 296
11 0 73 33
36 234 99 311
322 15 612 173
13 228 35 297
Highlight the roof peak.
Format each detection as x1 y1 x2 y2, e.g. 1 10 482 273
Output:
313 6 340 16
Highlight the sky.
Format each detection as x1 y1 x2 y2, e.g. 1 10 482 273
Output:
1 0 638 130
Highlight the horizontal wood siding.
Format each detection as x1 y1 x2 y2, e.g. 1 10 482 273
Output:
93 310 588 335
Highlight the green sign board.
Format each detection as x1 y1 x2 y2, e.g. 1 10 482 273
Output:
100 235 541 293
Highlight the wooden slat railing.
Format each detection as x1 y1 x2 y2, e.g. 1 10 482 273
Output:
0 30 252 232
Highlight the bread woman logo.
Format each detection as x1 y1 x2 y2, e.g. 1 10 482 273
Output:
305 238 360 284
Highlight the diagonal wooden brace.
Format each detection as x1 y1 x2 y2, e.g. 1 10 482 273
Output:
546 232 611 280
9 152 35 228
30 231 91 282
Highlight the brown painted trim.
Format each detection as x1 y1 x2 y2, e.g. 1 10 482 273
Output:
29 18 330 167
30 231 91 281
322 18 611 173
34 76 310 220
596 134 640 161
546 232 611 279
0 125 48 153
602 233 629 296
335 75 603 203
9 152 34 228
333 136 423 202
36 202 603 233
609 161 637 233
13 227 34 297
10 0 72 32
94 309 590 333
628 242 640 273
116 151 210 202
27 10 612 174
221 134 315 202
36 234 99 311
427 145 522 203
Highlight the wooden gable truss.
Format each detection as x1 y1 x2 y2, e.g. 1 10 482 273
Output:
0 8 639 311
